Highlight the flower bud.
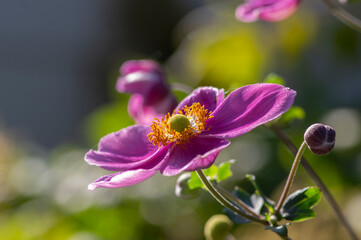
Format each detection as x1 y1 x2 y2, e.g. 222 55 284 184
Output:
235 0 300 23
116 60 177 124
204 214 233 240
175 173 201 199
304 123 336 155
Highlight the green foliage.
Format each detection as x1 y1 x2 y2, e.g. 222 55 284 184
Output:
262 73 305 126
277 106 305 126
263 73 286 86
188 160 235 190
280 187 321 222
265 224 290 238
224 175 274 224
223 188 263 224
216 161 234 182
175 173 201 199
245 174 275 210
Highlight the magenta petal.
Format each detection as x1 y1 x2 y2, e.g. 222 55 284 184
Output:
88 169 158 190
236 0 300 22
206 83 296 139
128 93 178 125
85 125 164 171
160 136 230 176
176 87 225 112
120 60 162 75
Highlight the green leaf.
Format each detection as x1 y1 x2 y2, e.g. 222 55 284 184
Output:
277 106 305 125
204 165 219 178
187 161 235 190
217 160 234 182
281 186 321 222
245 174 275 210
223 189 253 224
188 172 204 190
265 224 290 238
263 73 285 86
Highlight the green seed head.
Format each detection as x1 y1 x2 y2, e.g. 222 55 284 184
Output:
204 214 233 240
168 114 190 133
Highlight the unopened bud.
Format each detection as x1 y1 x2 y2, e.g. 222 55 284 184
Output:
304 123 336 155
175 173 201 199
204 214 233 240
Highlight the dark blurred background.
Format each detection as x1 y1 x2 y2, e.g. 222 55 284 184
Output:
0 0 201 148
1 0 361 239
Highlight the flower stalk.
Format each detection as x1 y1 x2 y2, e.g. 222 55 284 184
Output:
196 170 269 225
216 185 263 218
270 124 359 240
274 141 307 215
322 0 361 32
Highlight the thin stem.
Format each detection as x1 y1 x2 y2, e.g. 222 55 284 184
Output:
274 141 307 215
196 169 269 225
270 124 359 240
216 185 263 218
322 0 361 32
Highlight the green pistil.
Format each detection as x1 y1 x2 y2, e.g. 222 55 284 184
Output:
168 114 190 133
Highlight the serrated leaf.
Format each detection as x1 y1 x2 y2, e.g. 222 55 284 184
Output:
217 160 234 182
265 224 289 238
204 165 219 178
263 73 285 86
188 172 204 190
187 161 235 190
281 186 321 222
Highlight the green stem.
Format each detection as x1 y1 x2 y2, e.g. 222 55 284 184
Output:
322 0 361 32
274 141 307 215
196 169 269 225
216 185 263 218
270 125 359 240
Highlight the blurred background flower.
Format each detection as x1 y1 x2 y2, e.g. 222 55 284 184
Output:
1 0 361 239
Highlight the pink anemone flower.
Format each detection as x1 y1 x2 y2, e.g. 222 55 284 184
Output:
116 60 178 124
85 83 296 190
236 0 300 22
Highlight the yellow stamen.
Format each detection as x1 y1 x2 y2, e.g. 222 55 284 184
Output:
148 102 213 147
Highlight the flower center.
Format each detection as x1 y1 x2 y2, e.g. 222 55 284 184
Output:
168 114 191 133
148 102 213 147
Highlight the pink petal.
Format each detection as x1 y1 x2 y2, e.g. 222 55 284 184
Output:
128 93 178 125
205 83 296 139
88 169 159 190
85 125 168 171
160 136 230 176
176 87 225 113
236 0 300 22
120 60 162 75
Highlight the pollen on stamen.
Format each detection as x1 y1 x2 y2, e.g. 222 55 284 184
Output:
147 102 213 147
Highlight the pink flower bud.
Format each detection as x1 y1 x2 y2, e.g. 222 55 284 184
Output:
116 60 177 124
235 0 300 23
304 123 336 155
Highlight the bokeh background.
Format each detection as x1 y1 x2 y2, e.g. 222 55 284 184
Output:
1 0 361 239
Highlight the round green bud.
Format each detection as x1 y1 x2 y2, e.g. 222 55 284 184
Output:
168 114 190 133
204 214 233 240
